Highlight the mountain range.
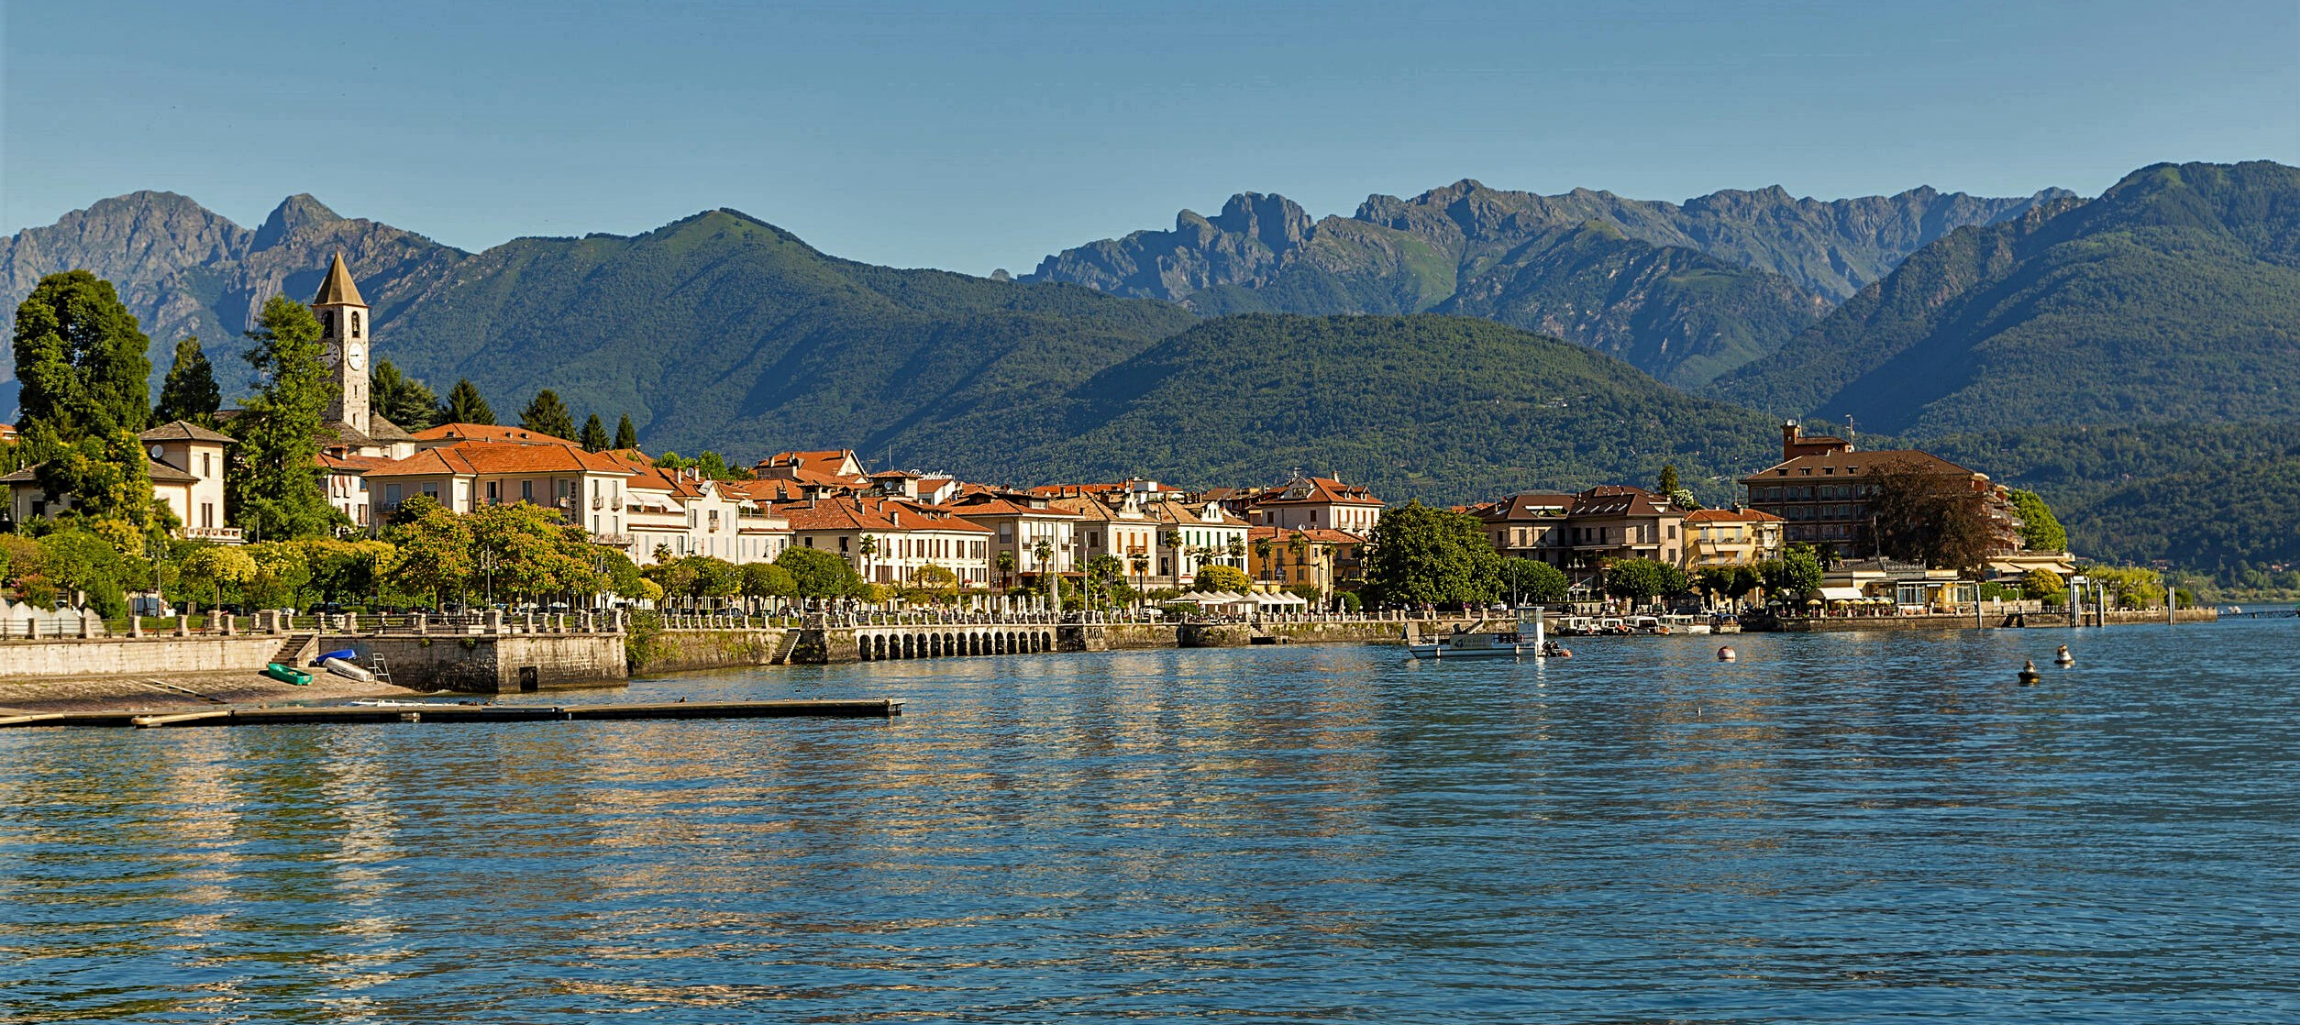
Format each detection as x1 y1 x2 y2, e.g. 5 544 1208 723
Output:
1715 160 2300 434
1025 180 2068 387
4 161 2297 577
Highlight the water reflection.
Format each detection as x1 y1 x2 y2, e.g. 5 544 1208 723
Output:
2 621 2296 1022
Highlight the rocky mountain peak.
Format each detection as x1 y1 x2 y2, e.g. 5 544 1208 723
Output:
252 194 344 250
1209 193 1312 252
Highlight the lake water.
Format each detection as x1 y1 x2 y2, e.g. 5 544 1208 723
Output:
3 620 2296 1023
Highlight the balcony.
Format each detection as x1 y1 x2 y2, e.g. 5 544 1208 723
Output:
182 526 245 544
592 533 635 548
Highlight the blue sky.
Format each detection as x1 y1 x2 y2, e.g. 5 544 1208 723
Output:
5 0 2295 274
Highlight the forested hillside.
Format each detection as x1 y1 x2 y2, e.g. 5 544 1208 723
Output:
922 315 1784 505
1716 161 2300 432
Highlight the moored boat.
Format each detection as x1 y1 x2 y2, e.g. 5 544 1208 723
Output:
1409 611 1550 660
264 663 313 686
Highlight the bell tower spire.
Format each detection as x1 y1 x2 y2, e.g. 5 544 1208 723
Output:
311 252 371 434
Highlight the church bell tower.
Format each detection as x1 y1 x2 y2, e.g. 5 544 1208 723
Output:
312 252 371 435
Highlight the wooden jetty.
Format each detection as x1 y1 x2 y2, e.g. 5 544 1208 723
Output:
0 698 903 729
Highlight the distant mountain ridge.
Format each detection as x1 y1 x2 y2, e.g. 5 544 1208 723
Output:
0 191 468 401
1024 179 2067 386
1715 160 2300 433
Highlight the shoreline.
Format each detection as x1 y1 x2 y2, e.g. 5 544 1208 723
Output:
0 670 424 717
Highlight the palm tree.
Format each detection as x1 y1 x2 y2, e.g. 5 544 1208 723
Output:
1031 538 1058 609
1128 552 1149 605
995 549 1017 591
857 535 879 589
1227 536 1246 566
1252 536 1276 582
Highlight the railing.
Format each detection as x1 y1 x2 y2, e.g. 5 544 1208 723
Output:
182 526 245 543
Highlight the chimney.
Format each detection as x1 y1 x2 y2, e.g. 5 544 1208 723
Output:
1781 419 1801 459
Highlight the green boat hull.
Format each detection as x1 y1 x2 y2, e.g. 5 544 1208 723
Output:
264 663 312 686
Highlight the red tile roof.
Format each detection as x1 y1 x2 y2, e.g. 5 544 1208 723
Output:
413 422 575 446
1686 508 1785 524
1255 476 1384 507
364 440 638 479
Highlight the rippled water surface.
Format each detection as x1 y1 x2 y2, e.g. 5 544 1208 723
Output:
4 621 2297 1022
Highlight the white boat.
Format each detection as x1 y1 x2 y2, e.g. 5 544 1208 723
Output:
1409 611 1548 660
1628 615 1667 635
321 657 375 683
1661 614 1710 635
1712 615 1743 634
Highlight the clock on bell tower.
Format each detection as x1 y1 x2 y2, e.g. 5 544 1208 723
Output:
311 252 371 435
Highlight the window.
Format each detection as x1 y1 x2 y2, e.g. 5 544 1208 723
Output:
521 480 533 501
350 311 362 338
421 484 439 500
386 484 402 505
488 481 500 504
200 452 211 477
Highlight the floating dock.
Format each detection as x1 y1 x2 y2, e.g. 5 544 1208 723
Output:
0 698 903 729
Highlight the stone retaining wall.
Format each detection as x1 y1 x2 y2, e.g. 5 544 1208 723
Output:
347 634 628 692
0 636 285 679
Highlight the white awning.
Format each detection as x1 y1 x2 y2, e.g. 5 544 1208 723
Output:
1820 586 1864 601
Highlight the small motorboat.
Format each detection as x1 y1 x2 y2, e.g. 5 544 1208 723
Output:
321 657 375 683
1661 614 1710 635
1409 611 1550 660
264 663 313 686
310 648 357 667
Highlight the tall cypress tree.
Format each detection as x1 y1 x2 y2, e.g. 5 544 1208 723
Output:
228 296 341 539
520 389 576 441
370 359 441 430
613 414 638 450
579 413 610 452
152 337 221 426
443 379 494 425
11 270 156 525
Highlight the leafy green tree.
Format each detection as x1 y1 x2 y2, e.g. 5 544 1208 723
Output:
1761 547 1825 606
242 541 315 610
742 562 798 601
175 544 258 611
614 414 638 450
1657 464 1680 495
13 271 158 526
686 557 743 604
370 360 442 430
13 270 152 440
2021 568 2066 601
38 529 128 616
520 389 577 441
152 337 221 426
1497 557 1569 603
1360 500 1500 608
298 538 394 605
1728 565 1763 601
444 379 494 425
468 502 602 601
381 494 473 606
2009 489 2067 553
227 296 341 540
1190 563 1252 592
776 546 861 599
579 414 610 452
1603 558 1672 605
